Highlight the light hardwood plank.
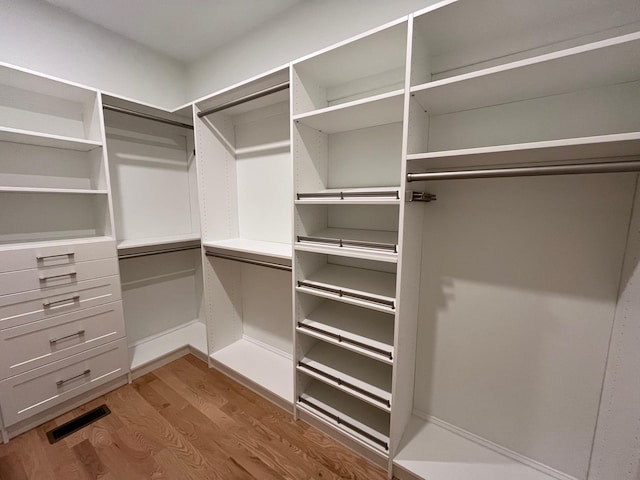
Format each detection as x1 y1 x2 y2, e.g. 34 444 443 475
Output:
0 354 390 480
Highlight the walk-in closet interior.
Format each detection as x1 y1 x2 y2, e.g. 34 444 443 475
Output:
0 0 639 479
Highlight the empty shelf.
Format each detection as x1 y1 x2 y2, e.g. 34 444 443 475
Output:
296 187 401 205
297 263 396 313
129 321 207 371
0 126 102 151
407 133 640 171
210 338 293 405
0 187 107 194
298 341 392 410
296 228 398 263
117 234 201 258
411 32 640 116
297 301 394 363
298 381 390 453
203 238 291 260
293 90 404 134
394 417 559 480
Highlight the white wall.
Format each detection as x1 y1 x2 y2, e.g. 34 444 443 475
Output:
186 0 440 101
0 0 187 109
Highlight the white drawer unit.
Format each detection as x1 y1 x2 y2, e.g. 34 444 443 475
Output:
0 338 129 427
0 257 119 296
0 239 117 274
0 301 125 378
0 275 121 330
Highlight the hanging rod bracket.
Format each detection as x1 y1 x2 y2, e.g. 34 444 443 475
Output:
406 191 437 202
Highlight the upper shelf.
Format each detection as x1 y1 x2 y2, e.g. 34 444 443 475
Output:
117 233 201 258
203 238 291 260
411 32 640 116
293 90 404 134
0 127 102 151
295 187 401 205
292 19 407 114
411 0 640 84
0 187 107 195
407 132 640 171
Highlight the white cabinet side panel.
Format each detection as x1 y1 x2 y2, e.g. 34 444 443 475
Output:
589 176 640 480
414 174 635 479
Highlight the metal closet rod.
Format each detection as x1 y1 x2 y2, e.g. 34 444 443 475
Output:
205 251 292 272
118 245 201 260
407 160 640 182
103 104 194 130
197 82 290 118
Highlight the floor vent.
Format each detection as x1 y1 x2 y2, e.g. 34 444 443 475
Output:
46 404 111 444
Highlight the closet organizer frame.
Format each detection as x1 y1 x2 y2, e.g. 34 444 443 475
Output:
194 67 295 412
0 62 115 246
101 96 206 377
394 2 640 480
289 15 429 473
0 62 131 443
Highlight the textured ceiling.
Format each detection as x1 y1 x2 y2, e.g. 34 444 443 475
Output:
43 0 304 61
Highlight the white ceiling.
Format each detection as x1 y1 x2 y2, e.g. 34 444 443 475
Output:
43 0 304 62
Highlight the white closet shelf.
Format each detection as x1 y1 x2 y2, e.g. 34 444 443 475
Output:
297 301 394 364
295 228 398 263
0 127 102 151
129 321 207 372
210 338 293 405
0 235 114 252
298 341 392 411
293 90 404 134
297 263 396 313
295 187 401 205
203 238 292 261
298 381 390 454
0 187 107 195
117 234 201 257
407 133 640 171
394 416 559 480
411 32 640 116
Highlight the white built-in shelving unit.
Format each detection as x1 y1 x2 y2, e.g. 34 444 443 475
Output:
0 63 128 441
194 68 294 410
2 3 640 480
291 18 418 467
0 63 112 246
394 1 640 480
102 96 205 376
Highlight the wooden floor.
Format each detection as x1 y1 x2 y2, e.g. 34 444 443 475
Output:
0 355 390 480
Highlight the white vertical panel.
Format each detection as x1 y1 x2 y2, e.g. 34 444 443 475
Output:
589 176 640 480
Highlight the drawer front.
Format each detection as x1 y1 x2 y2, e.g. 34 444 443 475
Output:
0 257 119 296
0 301 125 379
0 239 116 274
0 338 129 427
0 275 122 330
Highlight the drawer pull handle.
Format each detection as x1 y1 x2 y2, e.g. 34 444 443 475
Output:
36 252 75 261
43 294 81 308
39 271 77 281
50 329 85 344
56 369 91 387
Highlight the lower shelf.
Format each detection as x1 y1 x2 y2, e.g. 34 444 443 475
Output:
298 380 390 454
210 338 293 408
128 321 207 372
394 416 562 480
